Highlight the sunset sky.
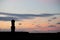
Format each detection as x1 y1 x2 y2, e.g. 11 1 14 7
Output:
0 0 60 33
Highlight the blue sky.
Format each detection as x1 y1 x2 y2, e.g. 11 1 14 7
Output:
0 0 60 14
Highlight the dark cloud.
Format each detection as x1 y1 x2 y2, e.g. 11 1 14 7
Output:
48 25 56 27
0 17 18 21
48 17 57 22
0 16 35 21
52 17 57 19
0 12 60 17
48 18 56 22
0 12 60 21
19 23 22 25
48 20 52 22
57 22 60 24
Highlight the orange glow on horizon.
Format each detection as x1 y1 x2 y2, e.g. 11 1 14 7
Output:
0 17 60 32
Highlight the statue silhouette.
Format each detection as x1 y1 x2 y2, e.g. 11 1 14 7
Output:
11 20 15 32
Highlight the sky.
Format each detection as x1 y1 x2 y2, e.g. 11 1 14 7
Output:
0 0 60 14
0 12 60 33
0 16 60 33
0 0 60 33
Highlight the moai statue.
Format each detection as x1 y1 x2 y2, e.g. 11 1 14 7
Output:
11 20 15 32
